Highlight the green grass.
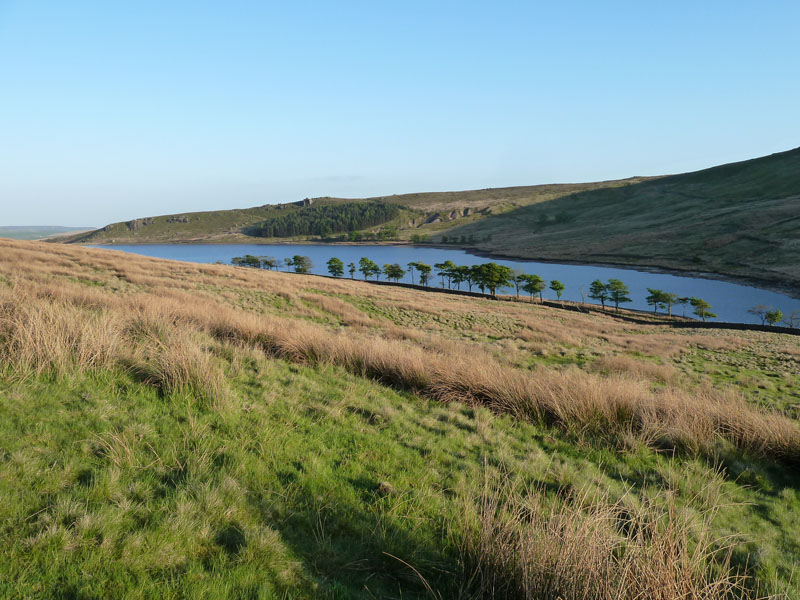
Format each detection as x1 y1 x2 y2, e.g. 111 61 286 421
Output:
2 352 800 598
60 178 643 246
442 147 800 292
4 238 800 598
677 346 800 415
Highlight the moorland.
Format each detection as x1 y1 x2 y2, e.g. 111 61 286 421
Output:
1 238 799 598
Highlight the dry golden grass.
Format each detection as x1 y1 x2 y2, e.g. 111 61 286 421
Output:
590 354 678 383
1 238 798 465
459 475 758 600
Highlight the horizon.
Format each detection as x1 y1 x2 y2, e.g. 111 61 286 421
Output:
2 1 799 227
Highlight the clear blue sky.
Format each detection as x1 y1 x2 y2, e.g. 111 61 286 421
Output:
1 1 798 226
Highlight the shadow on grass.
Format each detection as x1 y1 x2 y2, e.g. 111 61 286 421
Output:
246 476 462 599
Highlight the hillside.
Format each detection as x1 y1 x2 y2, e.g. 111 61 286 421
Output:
61 147 800 294
439 147 800 294
1 238 799 598
60 179 646 245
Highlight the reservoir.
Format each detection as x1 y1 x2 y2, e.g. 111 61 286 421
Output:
90 243 800 325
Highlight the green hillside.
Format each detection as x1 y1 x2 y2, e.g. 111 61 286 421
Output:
60 200 346 244
61 180 644 245
61 147 800 293
440 147 800 293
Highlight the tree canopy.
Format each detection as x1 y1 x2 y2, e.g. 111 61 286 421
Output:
327 257 345 278
606 279 631 311
588 280 610 309
358 257 381 280
690 297 716 321
247 202 400 238
383 263 405 282
519 274 546 302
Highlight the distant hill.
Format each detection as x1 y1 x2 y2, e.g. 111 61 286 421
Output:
60 179 645 245
60 147 800 293
0 226 93 241
439 147 800 294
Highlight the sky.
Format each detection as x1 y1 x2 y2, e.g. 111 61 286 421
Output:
1 1 798 227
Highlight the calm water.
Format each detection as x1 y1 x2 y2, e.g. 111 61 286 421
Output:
90 244 800 325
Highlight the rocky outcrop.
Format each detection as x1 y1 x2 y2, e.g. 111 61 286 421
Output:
167 215 190 223
425 213 442 224
126 218 155 231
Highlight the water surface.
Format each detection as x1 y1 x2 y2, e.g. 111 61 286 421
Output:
90 243 800 325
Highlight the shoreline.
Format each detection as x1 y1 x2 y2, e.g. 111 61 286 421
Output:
459 246 800 301
77 238 800 301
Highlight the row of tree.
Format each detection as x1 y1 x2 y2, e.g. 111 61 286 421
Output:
748 304 798 327
232 254 313 273
231 254 726 321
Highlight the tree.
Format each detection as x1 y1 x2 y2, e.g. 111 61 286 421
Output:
519 274 546 302
283 257 293 271
434 260 457 288
748 304 770 325
588 279 609 310
470 265 487 293
766 309 784 326
690 297 716 322
782 310 800 328
359 257 378 280
407 262 418 285
511 269 525 299
416 262 432 286
675 296 690 317
232 254 261 268
347 262 356 279
462 266 477 292
291 255 313 274
327 257 344 278
645 288 666 315
660 292 679 317
606 279 631 312
646 289 680 316
450 265 468 290
259 256 278 270
478 263 513 296
383 263 405 282
549 279 565 302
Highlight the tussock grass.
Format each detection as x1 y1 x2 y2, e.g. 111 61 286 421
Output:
590 354 678 383
1 239 799 596
1 239 798 464
459 476 758 600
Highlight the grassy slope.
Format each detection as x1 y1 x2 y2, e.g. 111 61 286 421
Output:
61 179 645 245
61 204 312 244
441 147 800 292
61 146 800 293
1 239 799 598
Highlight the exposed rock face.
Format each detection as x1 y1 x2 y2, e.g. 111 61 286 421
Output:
126 218 155 231
424 213 441 224
294 198 314 207
167 215 190 223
